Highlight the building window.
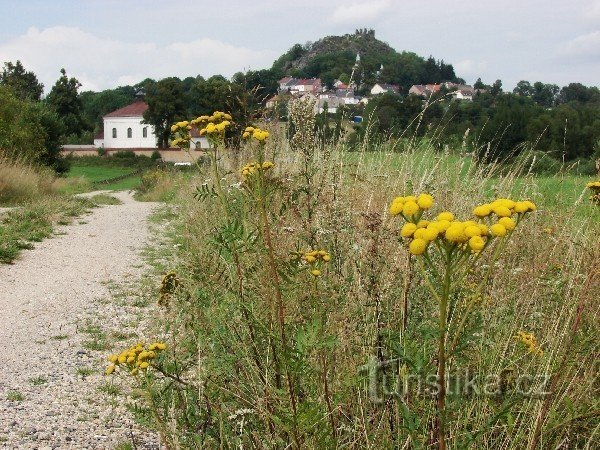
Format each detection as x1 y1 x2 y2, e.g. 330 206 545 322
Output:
112 128 117 138
127 127 132 138
142 127 147 138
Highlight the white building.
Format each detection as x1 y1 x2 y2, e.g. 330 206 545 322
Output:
96 100 155 149
96 100 209 149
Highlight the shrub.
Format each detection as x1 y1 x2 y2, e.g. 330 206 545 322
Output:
113 150 136 159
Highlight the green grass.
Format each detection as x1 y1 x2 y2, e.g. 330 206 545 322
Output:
87 194 123 205
76 367 96 377
6 390 24 402
102 175 142 191
28 376 47 386
68 165 133 183
63 163 143 193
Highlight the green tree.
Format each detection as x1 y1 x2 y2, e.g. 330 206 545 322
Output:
532 82 559 108
513 80 533 97
0 85 68 172
143 77 186 148
80 85 137 131
490 79 503 97
46 68 89 137
0 60 44 101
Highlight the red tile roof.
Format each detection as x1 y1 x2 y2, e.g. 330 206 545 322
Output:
104 100 148 118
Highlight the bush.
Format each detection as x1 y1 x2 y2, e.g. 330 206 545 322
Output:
150 150 162 161
112 150 136 159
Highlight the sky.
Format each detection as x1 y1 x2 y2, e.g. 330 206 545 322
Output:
0 0 598 94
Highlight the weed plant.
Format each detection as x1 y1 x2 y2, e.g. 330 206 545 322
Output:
107 101 599 449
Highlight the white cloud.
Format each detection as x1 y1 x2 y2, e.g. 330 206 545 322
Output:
329 0 392 25
584 0 600 22
0 26 277 93
558 31 600 60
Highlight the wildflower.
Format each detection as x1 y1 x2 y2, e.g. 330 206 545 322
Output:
435 219 451 232
409 238 428 255
422 227 439 241
464 225 482 237
311 269 321 277
437 211 455 222
498 217 516 231
514 201 529 213
445 223 467 243
417 220 429 228
105 364 116 375
516 331 543 356
400 223 418 238
402 201 420 216
417 193 434 210
492 205 512 217
468 235 485 252
389 197 405 216
490 223 507 237
473 204 492 218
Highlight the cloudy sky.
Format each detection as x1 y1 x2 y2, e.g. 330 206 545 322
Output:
0 0 598 93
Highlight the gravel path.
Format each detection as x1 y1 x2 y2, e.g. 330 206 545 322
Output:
0 191 161 449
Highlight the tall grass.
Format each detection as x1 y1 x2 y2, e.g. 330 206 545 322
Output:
107 109 599 449
0 155 56 205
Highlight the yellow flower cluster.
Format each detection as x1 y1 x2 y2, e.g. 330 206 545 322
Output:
191 111 232 136
240 161 275 178
170 121 192 133
515 331 543 356
586 181 600 204
389 194 434 219
301 249 331 277
170 120 192 148
242 126 270 143
391 195 536 256
106 341 167 376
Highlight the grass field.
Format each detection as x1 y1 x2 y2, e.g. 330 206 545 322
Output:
62 162 143 193
67 165 134 183
101 125 598 449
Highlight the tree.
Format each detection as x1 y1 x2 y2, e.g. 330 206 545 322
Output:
513 80 533 97
143 77 186 148
0 85 68 172
490 80 503 97
532 82 559 108
558 83 600 104
474 78 486 89
0 60 44 101
46 68 88 137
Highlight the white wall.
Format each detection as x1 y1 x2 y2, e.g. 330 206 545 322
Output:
371 84 386 95
103 116 156 148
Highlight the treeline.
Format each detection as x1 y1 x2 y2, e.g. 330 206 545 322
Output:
0 61 89 172
352 81 600 171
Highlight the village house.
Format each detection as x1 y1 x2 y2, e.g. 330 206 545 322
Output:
370 83 400 95
409 82 482 101
95 100 155 149
277 77 322 94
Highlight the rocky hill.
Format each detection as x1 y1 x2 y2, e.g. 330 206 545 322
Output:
272 29 459 92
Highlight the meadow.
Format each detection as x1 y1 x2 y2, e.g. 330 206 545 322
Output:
103 105 599 449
